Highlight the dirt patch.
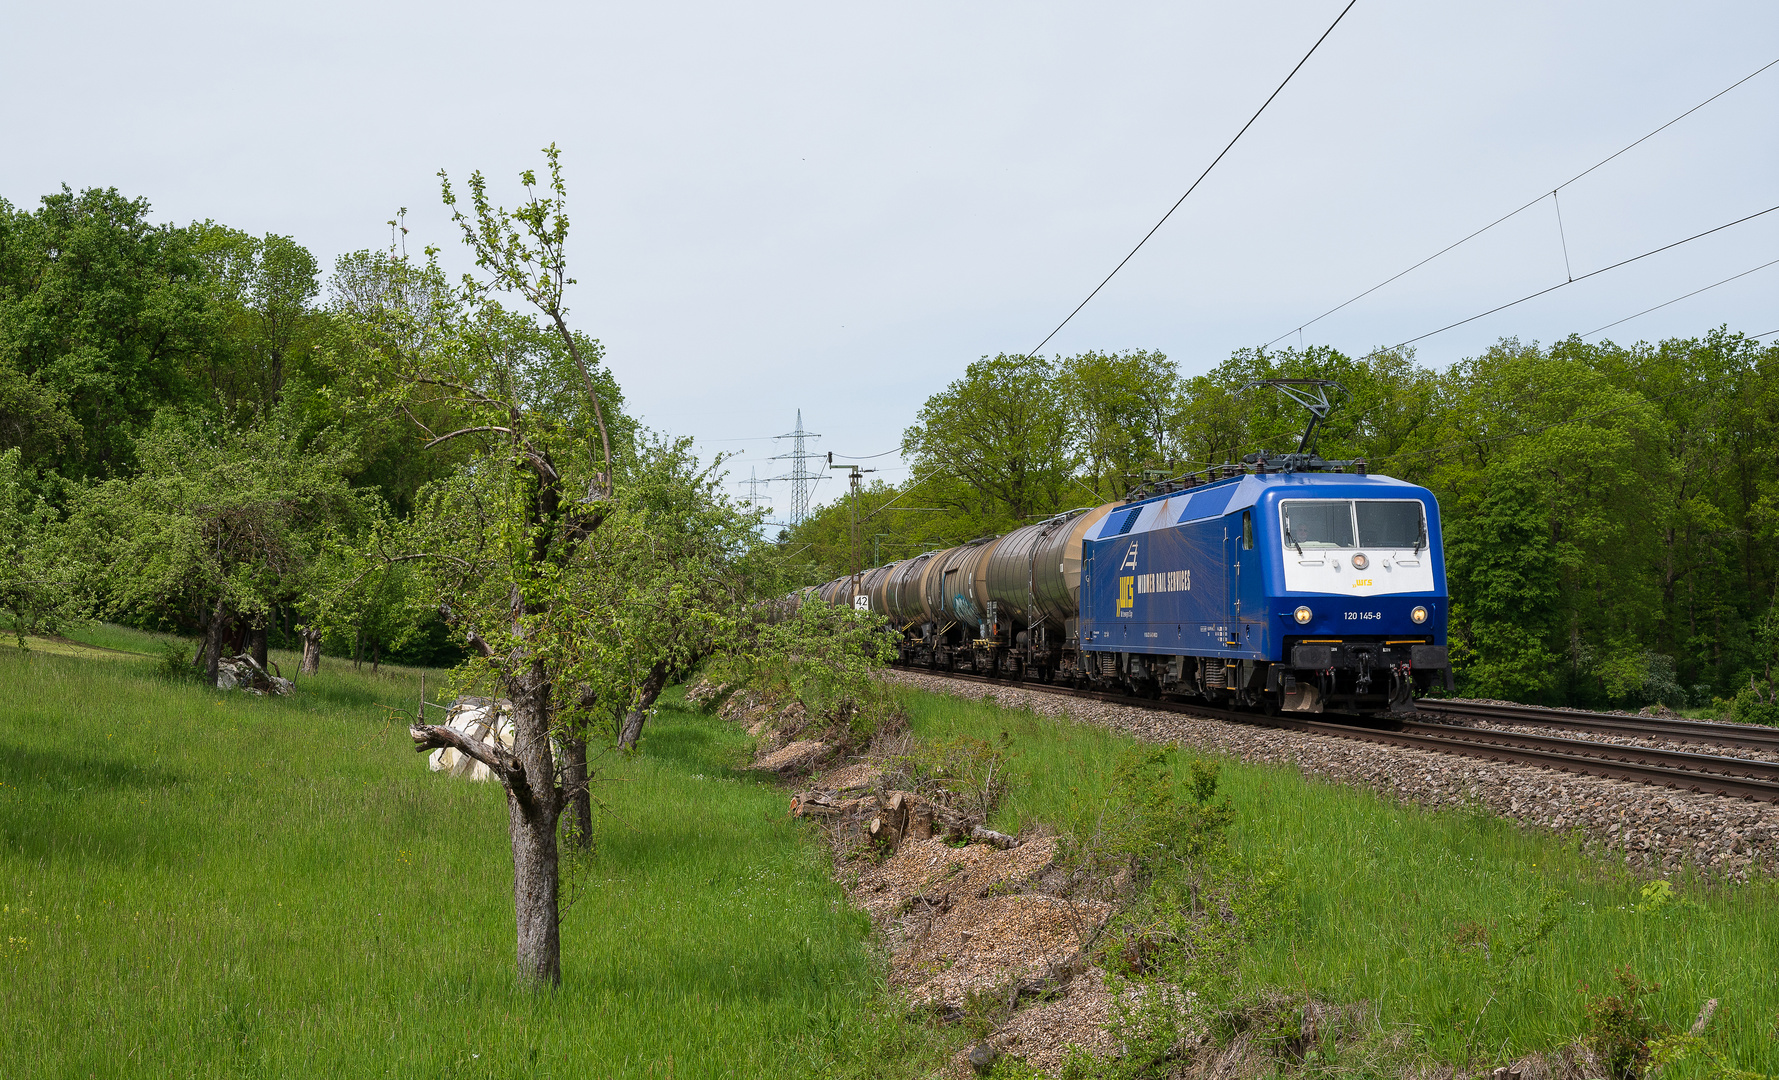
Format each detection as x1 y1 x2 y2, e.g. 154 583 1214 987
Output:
751 738 831 776
815 761 882 792
694 674 1196 1076
962 966 1124 1075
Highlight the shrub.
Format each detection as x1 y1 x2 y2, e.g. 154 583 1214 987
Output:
157 640 199 682
1582 966 1666 1080
1730 684 1779 727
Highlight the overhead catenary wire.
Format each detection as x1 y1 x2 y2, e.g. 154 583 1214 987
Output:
1026 0 1359 358
1265 53 1779 348
1583 256 1779 339
1388 202 1779 349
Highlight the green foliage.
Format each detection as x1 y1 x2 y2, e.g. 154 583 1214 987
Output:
541 432 768 745
1584 967 1668 1080
65 410 360 635
901 352 1079 523
0 447 83 641
189 223 326 416
1729 686 1779 727
1445 469 1562 700
0 187 220 480
888 731 1011 819
713 599 902 745
1059 349 1184 501
153 639 197 681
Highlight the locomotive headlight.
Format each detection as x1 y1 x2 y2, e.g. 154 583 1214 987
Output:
1411 605 1429 624
1351 552 1369 570
1293 605 1313 625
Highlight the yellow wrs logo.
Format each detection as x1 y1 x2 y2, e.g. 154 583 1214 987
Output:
1353 578 1373 587
1118 576 1135 612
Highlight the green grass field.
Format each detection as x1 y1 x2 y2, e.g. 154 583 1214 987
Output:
6 631 1776 1078
0 628 944 1079
903 691 1779 1075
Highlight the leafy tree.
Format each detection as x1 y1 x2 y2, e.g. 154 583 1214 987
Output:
190 224 324 414
1444 470 1562 700
348 147 733 988
1059 348 1182 499
0 447 82 642
901 352 1077 523
553 433 765 755
66 411 359 682
323 244 478 518
0 187 220 479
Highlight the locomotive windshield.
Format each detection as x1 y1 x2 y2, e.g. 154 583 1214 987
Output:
1356 500 1426 548
1281 499 1426 551
1280 501 1353 549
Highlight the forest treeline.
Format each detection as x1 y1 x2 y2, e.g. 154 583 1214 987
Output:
6 182 1779 719
0 182 765 682
787 336 1779 717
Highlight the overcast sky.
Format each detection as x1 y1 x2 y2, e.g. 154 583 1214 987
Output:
7 1 1776 519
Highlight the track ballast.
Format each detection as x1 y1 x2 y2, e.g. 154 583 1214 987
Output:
902 667 1779 804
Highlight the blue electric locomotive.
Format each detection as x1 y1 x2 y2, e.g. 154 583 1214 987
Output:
1076 465 1450 712
809 380 1453 715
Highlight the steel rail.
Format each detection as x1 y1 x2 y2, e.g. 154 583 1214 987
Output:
897 667 1779 804
1414 698 1779 752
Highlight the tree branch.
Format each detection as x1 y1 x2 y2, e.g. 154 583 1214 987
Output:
410 723 533 807
422 425 519 449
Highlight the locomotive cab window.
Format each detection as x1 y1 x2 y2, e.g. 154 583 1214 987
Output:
1241 510 1254 549
1280 500 1354 550
1281 499 1426 551
1356 500 1426 548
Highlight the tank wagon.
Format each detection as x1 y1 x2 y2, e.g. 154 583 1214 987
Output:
806 381 1453 715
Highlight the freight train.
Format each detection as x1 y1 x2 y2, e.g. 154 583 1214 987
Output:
805 381 1452 716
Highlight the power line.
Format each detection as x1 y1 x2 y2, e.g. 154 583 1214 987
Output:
1026 0 1359 358
1583 256 1779 339
827 447 901 459
1266 53 1779 348
1389 201 1779 349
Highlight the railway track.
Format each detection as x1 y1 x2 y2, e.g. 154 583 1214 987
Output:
902 667 1779 804
1414 698 1779 753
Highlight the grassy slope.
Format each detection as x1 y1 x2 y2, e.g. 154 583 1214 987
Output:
904 690 1779 1074
0 628 942 1079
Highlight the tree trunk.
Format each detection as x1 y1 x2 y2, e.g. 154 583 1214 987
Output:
509 658 563 987
561 736 592 850
617 660 670 751
250 621 269 673
510 786 562 987
372 639 380 673
298 628 322 676
199 601 231 686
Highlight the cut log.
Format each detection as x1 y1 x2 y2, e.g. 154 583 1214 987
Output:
968 825 1021 849
787 788 1021 851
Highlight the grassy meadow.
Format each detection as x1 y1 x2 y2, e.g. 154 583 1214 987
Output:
5 629 1777 1078
903 691 1779 1075
0 628 944 1079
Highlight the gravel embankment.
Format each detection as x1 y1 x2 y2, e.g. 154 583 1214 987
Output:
1458 721 1779 766
885 670 1779 881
